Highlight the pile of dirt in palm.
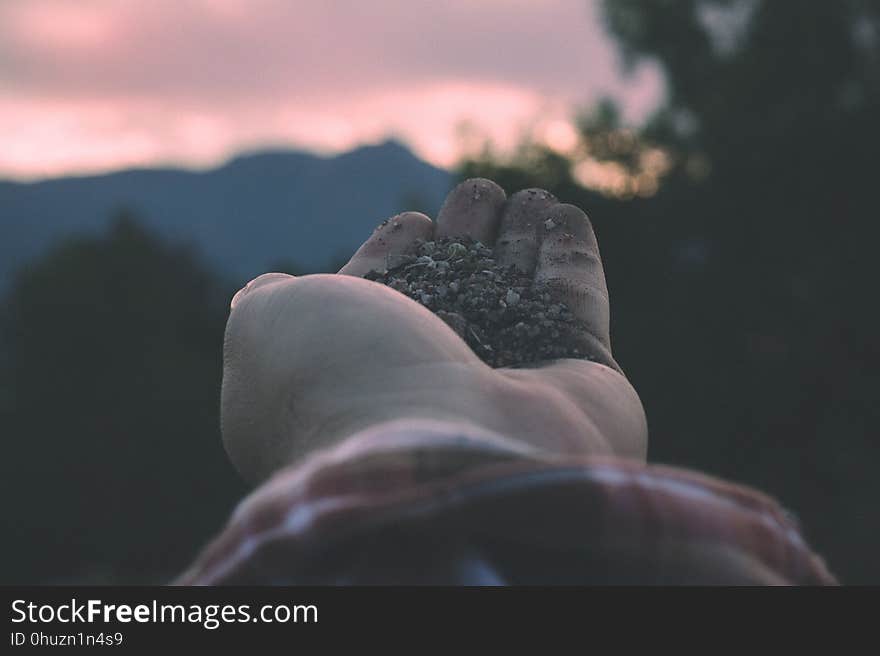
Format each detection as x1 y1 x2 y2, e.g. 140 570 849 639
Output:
364 236 591 368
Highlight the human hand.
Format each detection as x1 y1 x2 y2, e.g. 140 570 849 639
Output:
222 179 647 482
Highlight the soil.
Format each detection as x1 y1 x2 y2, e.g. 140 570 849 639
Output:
363 236 592 368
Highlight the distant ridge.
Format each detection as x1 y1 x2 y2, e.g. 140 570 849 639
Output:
0 140 453 288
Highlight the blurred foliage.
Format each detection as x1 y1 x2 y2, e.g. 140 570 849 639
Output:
461 0 880 583
0 213 246 583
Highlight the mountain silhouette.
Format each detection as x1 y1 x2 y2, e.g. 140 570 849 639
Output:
0 139 452 288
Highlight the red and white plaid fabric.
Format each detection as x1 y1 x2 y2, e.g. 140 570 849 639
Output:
177 422 836 585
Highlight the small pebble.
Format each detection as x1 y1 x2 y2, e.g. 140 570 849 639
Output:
447 243 468 259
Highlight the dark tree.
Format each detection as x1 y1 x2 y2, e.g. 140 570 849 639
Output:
460 0 880 582
0 213 246 583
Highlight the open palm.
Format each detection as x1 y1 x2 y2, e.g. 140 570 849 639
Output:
222 179 647 482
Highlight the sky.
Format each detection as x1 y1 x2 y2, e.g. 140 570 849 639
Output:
0 0 664 181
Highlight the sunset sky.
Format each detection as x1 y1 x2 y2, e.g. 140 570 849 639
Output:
0 0 664 181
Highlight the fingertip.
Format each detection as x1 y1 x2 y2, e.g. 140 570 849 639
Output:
436 178 506 244
339 211 434 277
542 203 597 246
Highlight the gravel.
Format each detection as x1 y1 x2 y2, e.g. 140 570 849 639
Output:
364 236 591 368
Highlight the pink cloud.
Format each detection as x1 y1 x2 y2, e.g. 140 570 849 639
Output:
0 0 664 179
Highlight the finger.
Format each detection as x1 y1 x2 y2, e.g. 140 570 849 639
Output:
338 211 434 277
534 203 617 369
495 188 557 274
435 178 506 245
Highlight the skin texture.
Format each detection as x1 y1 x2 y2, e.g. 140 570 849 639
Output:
222 178 648 483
